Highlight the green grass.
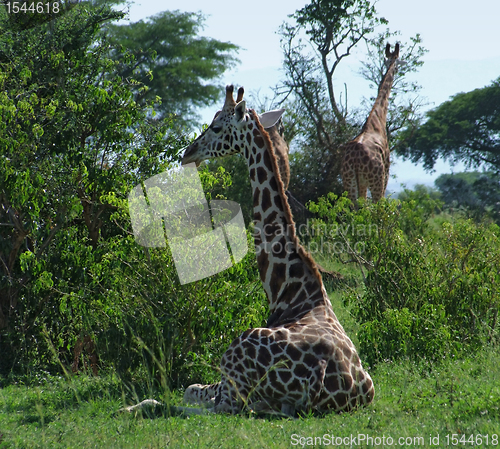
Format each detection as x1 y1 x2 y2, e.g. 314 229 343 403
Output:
1 260 498 448
1 346 498 448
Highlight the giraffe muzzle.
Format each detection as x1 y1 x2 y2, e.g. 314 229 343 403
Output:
181 146 202 167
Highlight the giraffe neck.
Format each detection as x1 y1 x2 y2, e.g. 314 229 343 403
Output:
245 110 330 327
362 59 397 135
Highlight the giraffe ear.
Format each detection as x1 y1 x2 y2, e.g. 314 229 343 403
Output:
258 109 285 129
235 100 246 122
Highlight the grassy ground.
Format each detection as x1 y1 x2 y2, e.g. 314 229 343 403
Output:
1 281 499 448
0 346 499 448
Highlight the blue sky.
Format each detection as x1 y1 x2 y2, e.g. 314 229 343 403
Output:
120 0 500 192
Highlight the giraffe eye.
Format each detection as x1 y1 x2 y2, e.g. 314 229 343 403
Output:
211 125 223 134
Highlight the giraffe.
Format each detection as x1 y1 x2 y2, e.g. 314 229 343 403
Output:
341 43 401 203
238 87 290 190
181 85 374 415
202 87 290 189
239 89 337 283
265 116 290 190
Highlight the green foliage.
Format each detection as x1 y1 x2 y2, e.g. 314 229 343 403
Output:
397 77 500 172
106 10 239 127
288 137 348 205
435 171 500 224
307 193 500 364
86 232 266 388
205 155 254 226
396 183 441 202
1 2 139 371
0 1 266 387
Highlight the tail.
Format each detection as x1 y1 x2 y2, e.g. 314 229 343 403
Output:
114 399 214 417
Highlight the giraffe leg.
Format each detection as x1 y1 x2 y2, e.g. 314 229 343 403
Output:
342 168 358 203
357 183 368 200
368 153 387 202
309 359 327 408
382 167 389 198
213 376 247 414
183 382 219 407
369 180 384 202
116 399 215 417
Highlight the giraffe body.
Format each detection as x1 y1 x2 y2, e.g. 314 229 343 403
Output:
341 43 400 203
182 86 374 415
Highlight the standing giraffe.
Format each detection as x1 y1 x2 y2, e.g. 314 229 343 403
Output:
265 117 290 191
238 87 290 190
181 85 374 415
341 43 401 203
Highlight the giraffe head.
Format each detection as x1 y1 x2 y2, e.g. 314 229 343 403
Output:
182 85 284 166
384 43 405 69
385 42 399 60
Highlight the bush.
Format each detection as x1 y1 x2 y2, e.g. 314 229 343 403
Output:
4 164 267 388
307 193 500 365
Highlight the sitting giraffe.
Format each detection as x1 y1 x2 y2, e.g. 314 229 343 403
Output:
203 87 290 189
341 43 401 203
181 85 374 415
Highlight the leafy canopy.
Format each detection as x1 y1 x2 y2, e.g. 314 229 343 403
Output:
397 77 500 173
106 10 239 127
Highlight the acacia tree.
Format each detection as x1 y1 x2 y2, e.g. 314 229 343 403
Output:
105 10 239 127
276 0 426 204
397 77 500 173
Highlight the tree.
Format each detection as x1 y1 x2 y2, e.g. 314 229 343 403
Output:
105 10 239 127
434 172 500 223
276 0 426 205
0 1 181 367
0 3 268 381
396 183 441 203
397 78 500 173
